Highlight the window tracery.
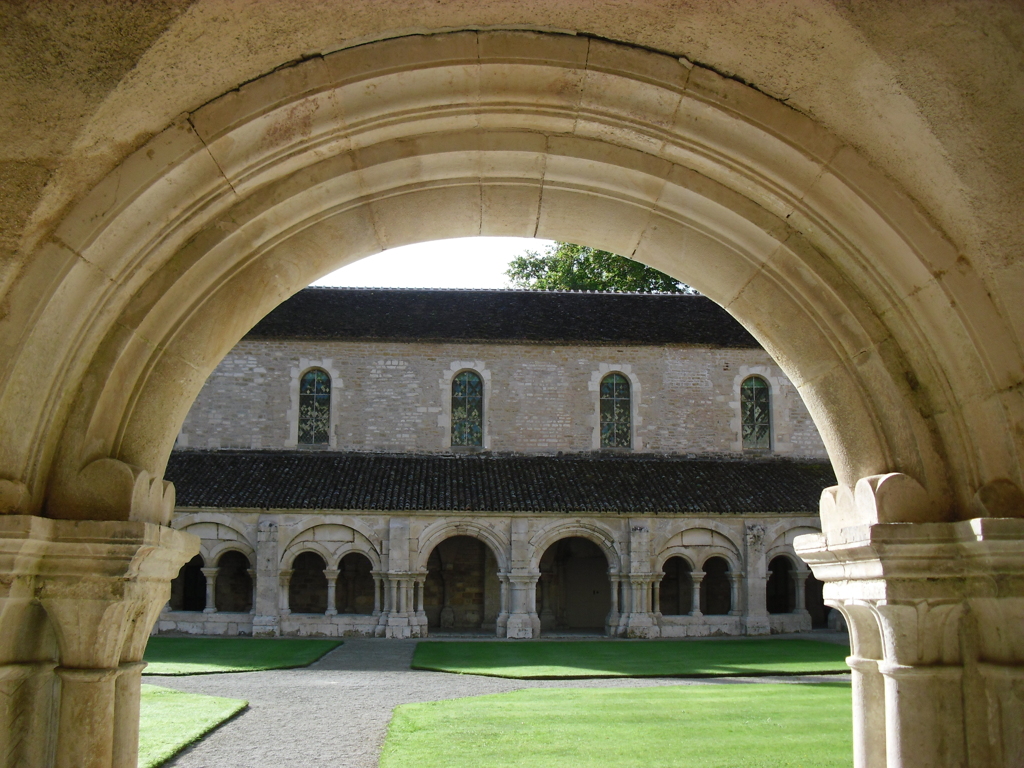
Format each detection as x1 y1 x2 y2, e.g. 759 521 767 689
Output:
451 370 483 447
740 375 770 451
600 373 631 448
298 369 331 445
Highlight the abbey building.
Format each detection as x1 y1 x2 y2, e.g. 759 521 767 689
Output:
159 287 835 639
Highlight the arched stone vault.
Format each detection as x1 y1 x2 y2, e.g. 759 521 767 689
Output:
0 32 1018 533
0 19 1022 768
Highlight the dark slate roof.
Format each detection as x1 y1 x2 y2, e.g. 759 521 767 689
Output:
166 451 833 514
245 288 760 348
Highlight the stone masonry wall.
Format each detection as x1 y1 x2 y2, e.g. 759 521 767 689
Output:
177 339 828 458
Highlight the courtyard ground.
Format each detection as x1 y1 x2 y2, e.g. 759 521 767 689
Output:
146 634 850 768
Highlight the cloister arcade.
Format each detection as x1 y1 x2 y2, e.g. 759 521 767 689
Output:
1 7 1021 767
162 514 823 642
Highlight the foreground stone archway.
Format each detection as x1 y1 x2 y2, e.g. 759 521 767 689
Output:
0 28 1021 768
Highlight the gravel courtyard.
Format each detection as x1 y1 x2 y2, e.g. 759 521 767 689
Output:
150 636 850 768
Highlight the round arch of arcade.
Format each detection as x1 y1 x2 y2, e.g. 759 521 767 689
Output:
2 29 1023 768
528 521 623 573
3 31 1018 537
414 520 511 573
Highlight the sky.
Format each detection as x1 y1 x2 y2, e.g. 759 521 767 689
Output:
312 237 556 289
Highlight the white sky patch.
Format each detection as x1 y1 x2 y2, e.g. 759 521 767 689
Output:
312 237 556 289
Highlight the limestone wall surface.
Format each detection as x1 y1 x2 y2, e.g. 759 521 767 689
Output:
176 339 827 458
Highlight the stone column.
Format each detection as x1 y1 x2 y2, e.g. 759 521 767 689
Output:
728 572 743 616
795 491 1024 768
624 574 659 638
201 566 219 613
371 572 383 616
793 569 810 615
496 572 510 637
324 568 340 616
0 516 197 768
253 518 281 637
690 570 704 618
0 661 58 767
247 568 257 613
652 577 662 617
742 522 770 634
607 574 621 635
278 569 293 615
413 574 428 636
111 661 147 768
505 572 539 639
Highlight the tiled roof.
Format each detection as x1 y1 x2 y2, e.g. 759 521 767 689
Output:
245 288 761 348
166 451 833 514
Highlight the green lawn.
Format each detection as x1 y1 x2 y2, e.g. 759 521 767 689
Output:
411 639 850 679
381 682 852 768
138 685 247 768
142 637 341 675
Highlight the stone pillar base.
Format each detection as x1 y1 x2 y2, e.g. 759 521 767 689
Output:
505 613 536 639
624 613 660 638
742 615 771 636
252 615 280 637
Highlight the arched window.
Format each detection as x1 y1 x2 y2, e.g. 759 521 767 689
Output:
600 373 631 448
740 376 771 451
298 369 331 445
451 370 483 447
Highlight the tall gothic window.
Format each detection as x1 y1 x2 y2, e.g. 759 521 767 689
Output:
741 375 771 450
451 370 483 446
298 369 331 445
600 373 631 448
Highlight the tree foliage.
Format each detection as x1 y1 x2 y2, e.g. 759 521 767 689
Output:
505 242 694 293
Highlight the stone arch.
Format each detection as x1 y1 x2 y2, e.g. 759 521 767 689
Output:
652 521 744 562
173 514 257 558
333 542 382 572
697 549 741 574
652 546 698 573
282 518 383 559
208 540 255 565
415 520 510 573
281 542 333 570
528 521 622 573
1 32 1014 537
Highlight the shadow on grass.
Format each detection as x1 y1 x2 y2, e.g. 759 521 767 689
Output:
139 685 248 768
412 638 851 679
143 637 342 676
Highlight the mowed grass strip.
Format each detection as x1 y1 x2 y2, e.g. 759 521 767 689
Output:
143 637 341 675
412 639 849 678
138 684 247 768
380 682 852 768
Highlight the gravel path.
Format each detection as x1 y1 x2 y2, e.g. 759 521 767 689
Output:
150 636 850 768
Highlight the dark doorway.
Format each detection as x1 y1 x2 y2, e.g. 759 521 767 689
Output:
659 556 693 615
215 551 253 612
700 556 732 615
336 552 375 614
290 552 328 613
805 572 832 628
766 555 795 614
170 554 206 611
424 536 498 631
538 537 611 632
